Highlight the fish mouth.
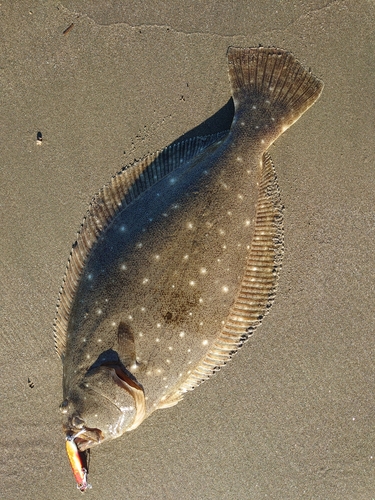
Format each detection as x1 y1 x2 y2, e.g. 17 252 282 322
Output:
65 425 104 451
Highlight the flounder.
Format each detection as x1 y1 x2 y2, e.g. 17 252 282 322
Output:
54 47 323 489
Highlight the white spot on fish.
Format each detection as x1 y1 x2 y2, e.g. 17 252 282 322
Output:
199 298 203 304
136 242 143 248
187 222 194 230
96 309 102 315
202 340 208 346
222 286 229 293
87 273 93 281
142 278 149 284
156 338 160 342
245 219 251 226
179 331 185 338
189 280 196 286
200 267 207 274
120 264 127 271
154 254 160 261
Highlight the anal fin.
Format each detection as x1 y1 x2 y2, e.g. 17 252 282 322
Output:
156 391 184 410
176 152 284 394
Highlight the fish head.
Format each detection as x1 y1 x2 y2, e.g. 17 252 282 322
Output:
60 364 146 451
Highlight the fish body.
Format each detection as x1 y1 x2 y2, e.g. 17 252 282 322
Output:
54 47 323 467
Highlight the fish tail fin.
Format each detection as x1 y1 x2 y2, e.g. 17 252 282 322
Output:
227 47 323 145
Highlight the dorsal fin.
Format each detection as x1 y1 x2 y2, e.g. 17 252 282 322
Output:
53 133 227 359
164 152 284 398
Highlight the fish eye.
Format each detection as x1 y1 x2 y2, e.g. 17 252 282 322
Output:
59 399 69 414
72 415 85 428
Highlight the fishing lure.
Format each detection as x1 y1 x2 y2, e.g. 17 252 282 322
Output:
65 433 91 492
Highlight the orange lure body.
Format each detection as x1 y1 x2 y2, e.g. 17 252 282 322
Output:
65 436 91 492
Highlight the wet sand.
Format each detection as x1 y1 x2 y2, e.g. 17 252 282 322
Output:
1 1 374 498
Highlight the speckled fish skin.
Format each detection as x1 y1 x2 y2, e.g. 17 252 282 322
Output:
54 47 323 454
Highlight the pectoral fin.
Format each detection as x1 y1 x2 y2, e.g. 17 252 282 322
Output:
117 321 137 368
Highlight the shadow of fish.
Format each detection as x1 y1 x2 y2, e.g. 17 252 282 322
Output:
54 46 323 487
